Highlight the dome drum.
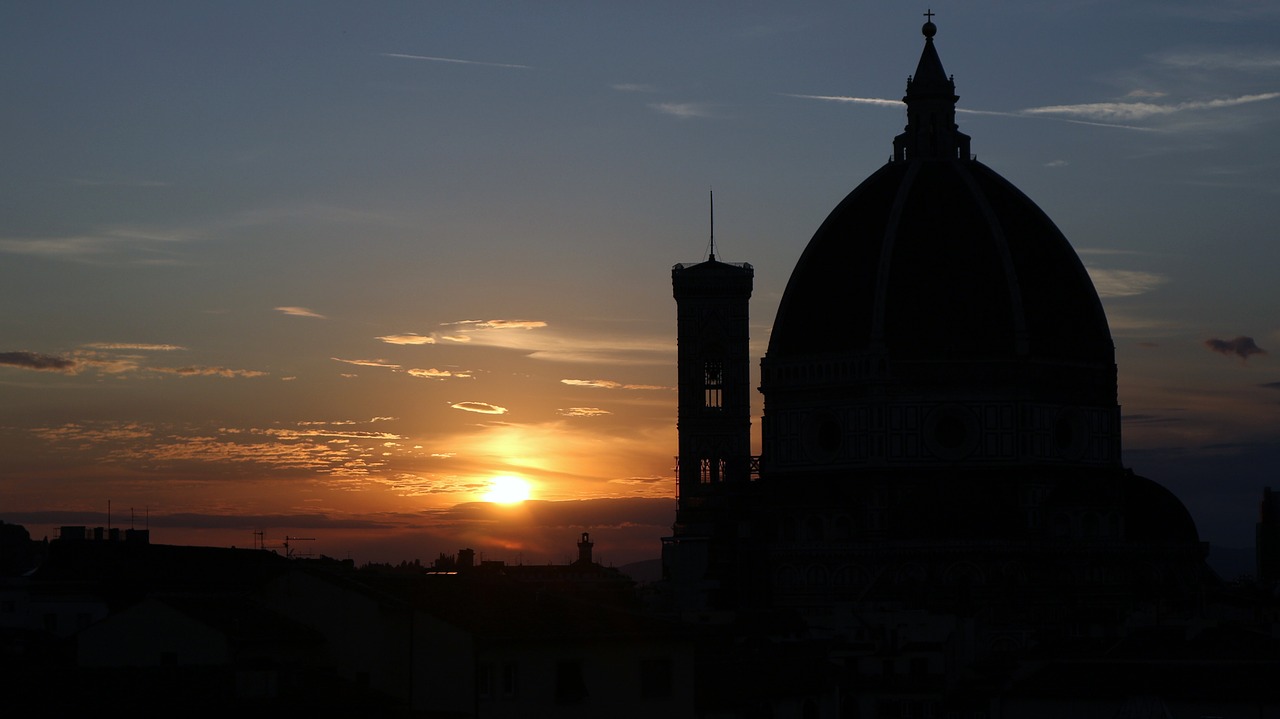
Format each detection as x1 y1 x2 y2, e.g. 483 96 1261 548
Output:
761 399 1120 471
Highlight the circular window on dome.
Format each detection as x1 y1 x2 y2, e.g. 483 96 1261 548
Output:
803 410 842 463
1053 407 1088 460
924 404 980 461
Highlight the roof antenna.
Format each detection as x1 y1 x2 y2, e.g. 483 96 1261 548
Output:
708 188 716 261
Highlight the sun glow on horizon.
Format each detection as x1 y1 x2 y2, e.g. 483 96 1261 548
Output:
482 475 532 504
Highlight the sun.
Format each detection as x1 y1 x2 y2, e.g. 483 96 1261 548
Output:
482 475 532 504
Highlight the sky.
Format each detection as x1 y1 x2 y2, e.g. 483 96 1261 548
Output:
2 1 1278 568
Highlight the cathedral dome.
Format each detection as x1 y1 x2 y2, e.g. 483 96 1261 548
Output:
758 21 1120 471
765 158 1113 366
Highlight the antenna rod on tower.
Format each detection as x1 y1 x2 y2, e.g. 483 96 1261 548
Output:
709 189 716 261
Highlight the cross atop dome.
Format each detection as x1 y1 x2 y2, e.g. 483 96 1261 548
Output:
892 12 971 162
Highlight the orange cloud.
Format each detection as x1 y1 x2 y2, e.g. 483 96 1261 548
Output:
446 319 547 330
376 333 436 345
450 402 508 415
82 342 186 351
275 306 326 319
332 357 401 369
560 378 671 390
559 407 612 417
408 368 473 380
152 366 268 378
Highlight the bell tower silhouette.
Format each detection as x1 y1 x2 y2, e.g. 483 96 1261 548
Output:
671 197 754 504
665 195 754 608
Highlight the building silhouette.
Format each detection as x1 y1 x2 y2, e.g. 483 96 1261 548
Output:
663 18 1228 718
5 16 1280 719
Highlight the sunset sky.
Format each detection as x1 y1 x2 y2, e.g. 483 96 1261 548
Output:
3 2 1278 567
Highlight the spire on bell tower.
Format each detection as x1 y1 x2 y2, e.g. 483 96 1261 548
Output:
892 11 972 162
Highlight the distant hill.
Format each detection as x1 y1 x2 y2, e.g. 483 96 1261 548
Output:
618 557 662 583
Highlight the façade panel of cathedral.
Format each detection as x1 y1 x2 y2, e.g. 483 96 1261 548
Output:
664 19 1207 624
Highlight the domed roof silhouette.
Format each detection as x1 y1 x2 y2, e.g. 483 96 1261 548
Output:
766 23 1111 371
766 160 1112 365
757 20 1121 471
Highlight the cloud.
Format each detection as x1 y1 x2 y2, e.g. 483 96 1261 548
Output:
561 378 672 391
0 351 78 373
275 306 326 319
784 93 1152 130
1022 93 1280 122
1044 160 1069 168
1156 51 1280 72
612 83 656 93
650 102 713 119
332 357 401 369
445 319 547 330
408 368 473 380
1125 89 1168 99
1259 381 1280 391
5 510 398 531
152 366 268 378
451 401 508 415
1086 268 1168 297
0 229 188 265
783 93 903 108
1205 336 1267 360
266 428 405 441
377 333 436 345
379 52 530 70
559 407 612 417
432 497 674 531
384 320 668 365
82 342 185 351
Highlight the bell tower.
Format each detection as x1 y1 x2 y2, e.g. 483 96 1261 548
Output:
672 247 753 503
664 204 754 609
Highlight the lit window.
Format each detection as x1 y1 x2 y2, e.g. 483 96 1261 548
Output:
703 360 724 409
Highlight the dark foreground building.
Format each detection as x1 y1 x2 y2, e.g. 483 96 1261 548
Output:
662 18 1244 719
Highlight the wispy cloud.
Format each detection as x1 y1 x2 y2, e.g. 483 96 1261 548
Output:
152 366 268 378
650 102 713 119
379 53 530 70
783 92 1153 130
451 401 508 415
1205 336 1266 360
0 350 258 378
377 333 435 345
0 229 187 264
1156 50 1280 72
82 342 186 351
1086 268 1168 297
379 319 670 365
275 306 326 319
332 358 401 369
444 319 547 330
408 368 473 380
561 378 672 391
783 93 902 107
559 407 612 417
0 351 78 373
1022 92 1280 122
